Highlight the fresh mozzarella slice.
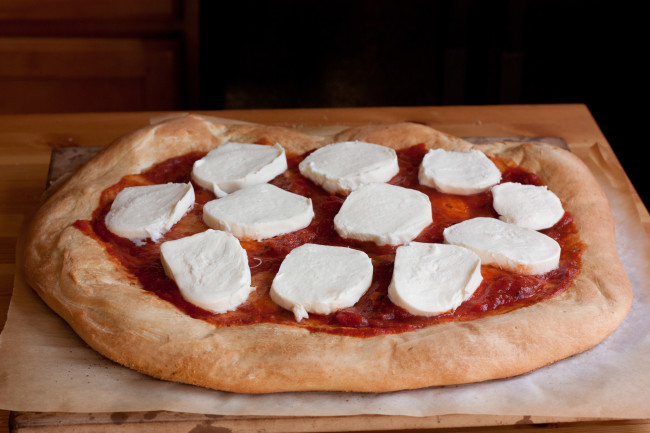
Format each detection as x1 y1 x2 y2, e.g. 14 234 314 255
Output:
270 244 373 322
388 242 482 316
491 182 565 230
443 217 560 275
191 142 287 197
298 141 399 194
203 183 314 240
105 182 194 243
419 148 501 195
160 229 253 313
333 183 433 246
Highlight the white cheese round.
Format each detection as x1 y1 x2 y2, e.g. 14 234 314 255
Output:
443 217 561 275
160 229 253 313
491 182 565 230
388 242 483 316
269 244 373 322
298 141 399 194
105 182 194 243
191 142 287 197
203 183 314 240
333 183 433 246
419 148 501 195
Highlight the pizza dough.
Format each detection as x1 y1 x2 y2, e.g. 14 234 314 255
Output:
22 114 633 393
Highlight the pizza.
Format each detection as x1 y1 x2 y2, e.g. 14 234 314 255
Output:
23 114 633 393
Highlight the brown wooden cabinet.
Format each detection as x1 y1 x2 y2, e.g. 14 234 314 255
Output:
0 0 198 114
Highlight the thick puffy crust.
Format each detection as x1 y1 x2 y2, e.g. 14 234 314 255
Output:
23 115 632 393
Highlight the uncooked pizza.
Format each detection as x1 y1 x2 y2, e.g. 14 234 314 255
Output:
23 114 632 393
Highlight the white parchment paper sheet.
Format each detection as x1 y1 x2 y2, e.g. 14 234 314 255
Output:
1 140 648 419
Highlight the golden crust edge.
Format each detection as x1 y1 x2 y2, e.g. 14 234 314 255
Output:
22 114 633 394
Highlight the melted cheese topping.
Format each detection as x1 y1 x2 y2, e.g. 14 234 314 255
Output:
203 183 314 240
105 182 194 243
419 149 501 195
333 183 433 246
299 141 399 193
443 217 561 275
270 244 373 321
191 142 287 197
160 229 253 313
491 182 565 230
388 242 483 316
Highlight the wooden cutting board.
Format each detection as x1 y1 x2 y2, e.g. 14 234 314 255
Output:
13 411 639 432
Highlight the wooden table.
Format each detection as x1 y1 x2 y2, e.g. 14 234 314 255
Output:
1 104 648 432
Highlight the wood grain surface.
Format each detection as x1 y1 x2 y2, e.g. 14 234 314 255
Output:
1 105 648 432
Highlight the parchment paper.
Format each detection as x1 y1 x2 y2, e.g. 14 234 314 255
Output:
1 127 649 418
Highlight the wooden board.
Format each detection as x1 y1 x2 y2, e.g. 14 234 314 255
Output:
12 411 648 433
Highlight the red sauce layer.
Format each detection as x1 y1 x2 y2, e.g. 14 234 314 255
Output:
75 144 583 337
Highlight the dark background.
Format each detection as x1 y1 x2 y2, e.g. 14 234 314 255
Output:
199 0 646 206
1 0 644 205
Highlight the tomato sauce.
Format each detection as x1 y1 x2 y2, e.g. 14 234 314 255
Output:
75 144 583 337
